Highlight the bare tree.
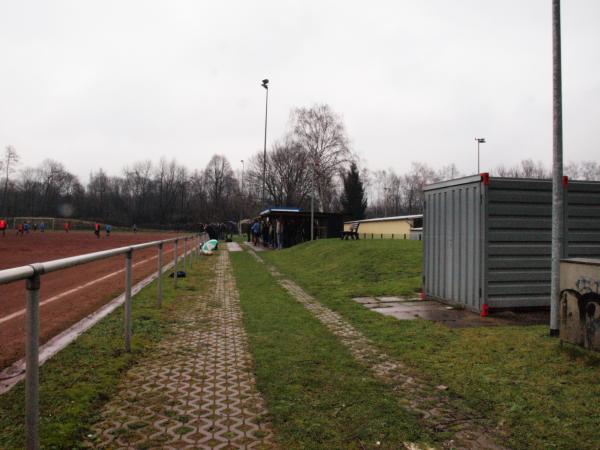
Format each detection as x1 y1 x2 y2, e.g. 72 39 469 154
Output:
291 104 351 211
2 146 20 216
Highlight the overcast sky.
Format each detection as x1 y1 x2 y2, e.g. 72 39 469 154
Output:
0 1 598 182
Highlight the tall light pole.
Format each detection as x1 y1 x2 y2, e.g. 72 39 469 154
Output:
261 79 269 208
240 160 244 234
550 0 564 336
310 155 315 241
475 137 486 173
384 187 390 217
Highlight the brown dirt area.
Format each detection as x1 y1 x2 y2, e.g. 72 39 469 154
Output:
0 231 181 369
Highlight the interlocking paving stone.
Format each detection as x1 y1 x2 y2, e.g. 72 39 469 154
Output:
87 251 274 449
245 247 506 450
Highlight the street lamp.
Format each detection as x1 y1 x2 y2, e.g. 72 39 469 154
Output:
384 187 390 217
261 79 269 207
240 160 245 235
475 137 486 173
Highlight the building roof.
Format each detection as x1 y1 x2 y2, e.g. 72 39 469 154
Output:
344 214 423 225
258 207 301 216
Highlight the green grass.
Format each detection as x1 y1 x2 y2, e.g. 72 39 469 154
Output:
262 239 600 450
230 250 433 449
0 257 213 449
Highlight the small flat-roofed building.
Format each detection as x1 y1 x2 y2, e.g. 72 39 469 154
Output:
257 207 343 248
344 214 423 239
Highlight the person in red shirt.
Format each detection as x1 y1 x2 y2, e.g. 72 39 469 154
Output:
17 223 24 236
64 222 70 233
94 222 100 238
0 219 6 237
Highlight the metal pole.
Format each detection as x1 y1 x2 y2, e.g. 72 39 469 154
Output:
183 238 187 273
124 250 132 352
157 243 163 308
262 87 268 206
310 161 315 241
240 160 245 234
550 0 564 336
173 240 179 288
477 140 480 173
26 273 40 450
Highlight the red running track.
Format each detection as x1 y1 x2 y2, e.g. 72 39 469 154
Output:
0 231 180 369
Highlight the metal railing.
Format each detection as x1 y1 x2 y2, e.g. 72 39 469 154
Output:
0 232 209 449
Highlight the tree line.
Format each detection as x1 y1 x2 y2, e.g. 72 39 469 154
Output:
2 104 599 227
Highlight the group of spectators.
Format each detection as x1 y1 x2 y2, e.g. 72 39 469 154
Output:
248 217 286 249
202 222 237 241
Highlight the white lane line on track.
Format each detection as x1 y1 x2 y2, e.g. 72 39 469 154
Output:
0 249 174 325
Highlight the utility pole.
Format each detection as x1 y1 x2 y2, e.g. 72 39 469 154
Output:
261 79 269 207
475 138 486 173
310 156 315 241
550 0 563 336
240 159 244 234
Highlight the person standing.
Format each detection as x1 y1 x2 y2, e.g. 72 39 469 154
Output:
0 218 6 237
64 222 70 233
105 224 112 237
94 222 101 238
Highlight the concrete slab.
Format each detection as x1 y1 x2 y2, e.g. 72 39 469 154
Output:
226 242 243 252
376 296 421 303
352 297 377 304
355 294 549 328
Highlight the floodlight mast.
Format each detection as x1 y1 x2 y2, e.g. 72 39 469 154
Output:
475 137 486 173
261 79 269 208
550 0 564 336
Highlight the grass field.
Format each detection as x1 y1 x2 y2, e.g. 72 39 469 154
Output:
230 250 434 449
260 239 600 450
0 256 212 449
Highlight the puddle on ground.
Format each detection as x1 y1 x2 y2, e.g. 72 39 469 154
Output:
351 296 548 328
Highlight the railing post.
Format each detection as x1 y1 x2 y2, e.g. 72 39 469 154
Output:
124 250 132 352
174 240 179 288
157 243 163 308
183 238 187 273
26 272 40 450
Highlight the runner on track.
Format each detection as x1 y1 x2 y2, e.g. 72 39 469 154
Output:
94 222 101 238
105 224 112 237
0 218 6 237
64 222 70 233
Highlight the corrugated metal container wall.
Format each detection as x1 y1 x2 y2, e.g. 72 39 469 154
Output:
566 181 600 258
424 176 483 312
423 176 600 312
486 179 553 308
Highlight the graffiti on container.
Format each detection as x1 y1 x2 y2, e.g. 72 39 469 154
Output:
560 275 600 350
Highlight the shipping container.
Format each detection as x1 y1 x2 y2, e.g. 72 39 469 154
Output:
423 174 600 313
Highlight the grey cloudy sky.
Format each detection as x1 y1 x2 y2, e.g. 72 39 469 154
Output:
1 0 598 182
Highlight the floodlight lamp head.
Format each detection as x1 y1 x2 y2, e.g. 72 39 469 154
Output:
261 79 269 88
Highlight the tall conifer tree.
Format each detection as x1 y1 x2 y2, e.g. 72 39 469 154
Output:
340 162 367 220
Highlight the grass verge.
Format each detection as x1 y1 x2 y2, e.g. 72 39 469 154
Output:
230 250 433 449
262 239 600 450
0 256 213 449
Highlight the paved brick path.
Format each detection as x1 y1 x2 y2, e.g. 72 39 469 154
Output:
245 246 505 450
87 251 274 449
